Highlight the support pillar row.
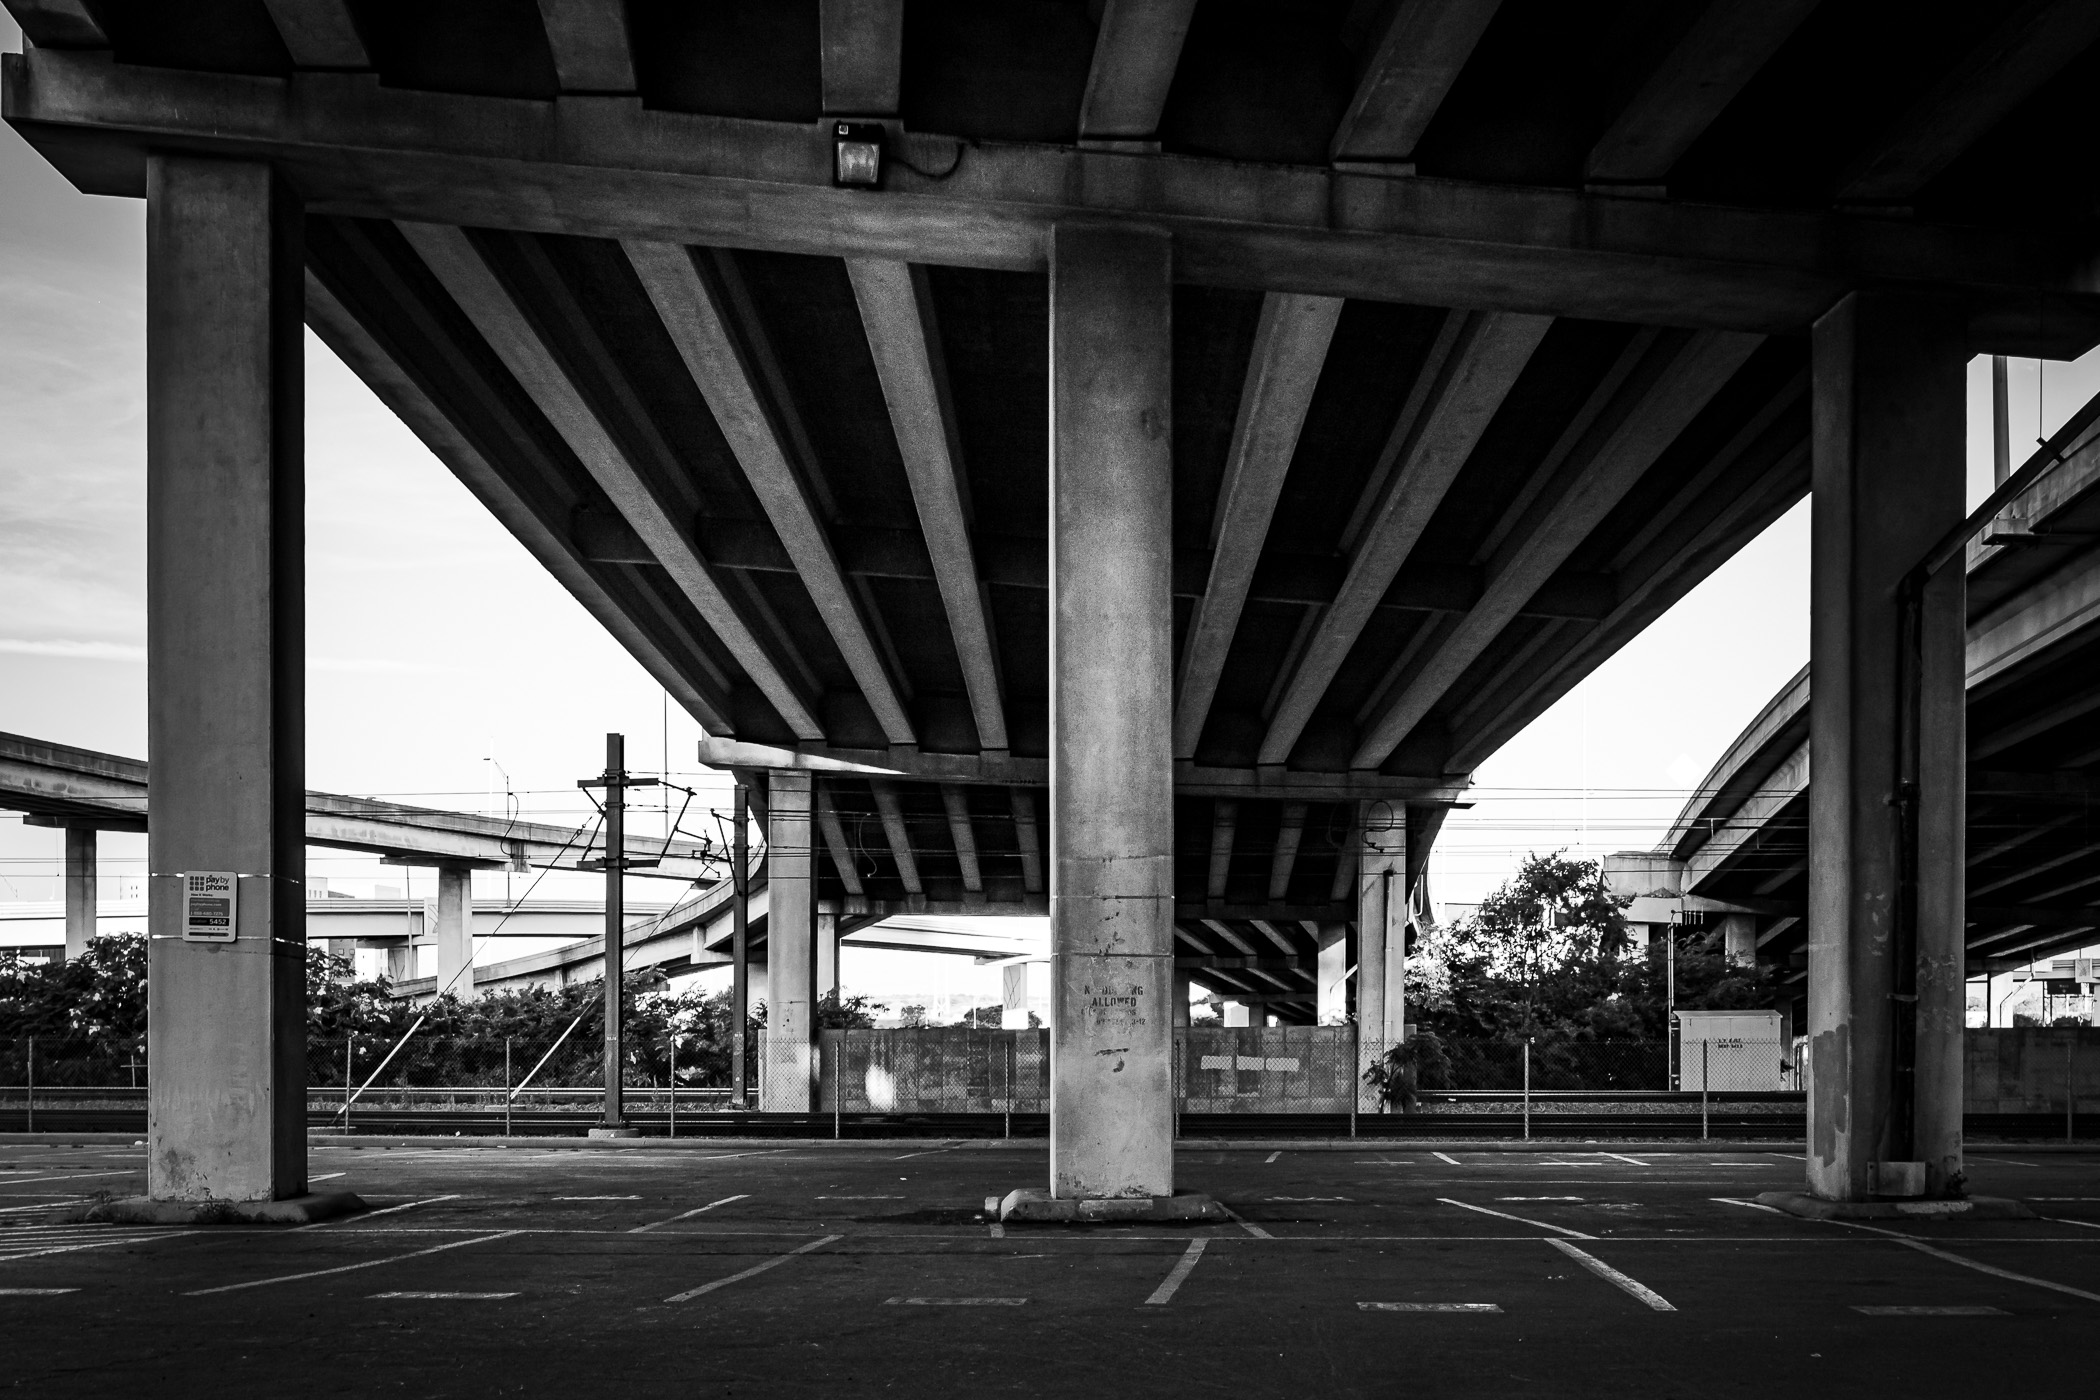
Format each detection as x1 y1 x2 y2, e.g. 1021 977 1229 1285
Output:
1047 222 1175 1201
144 155 307 1203
1806 291 1966 1202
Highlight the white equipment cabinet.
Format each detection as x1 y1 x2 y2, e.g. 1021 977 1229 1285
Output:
1674 1009 1785 1091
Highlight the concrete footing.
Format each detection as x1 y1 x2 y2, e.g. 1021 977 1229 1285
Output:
586 1126 641 1139
1755 1191 2034 1221
994 1188 1229 1223
70 1192 367 1225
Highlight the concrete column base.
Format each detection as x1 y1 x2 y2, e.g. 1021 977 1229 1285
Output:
587 1126 642 1140
73 1192 366 1225
994 1187 1229 1223
1755 1191 2033 1221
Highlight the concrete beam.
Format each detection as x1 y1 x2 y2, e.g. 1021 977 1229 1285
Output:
261 1 369 69
1173 292 1342 759
1258 311 1552 767
1077 0 1198 143
1838 1 2100 202
1205 800 1237 901
820 0 904 115
940 785 982 894
8 0 106 47
12 51 2096 351
1010 788 1044 895
814 788 865 898
847 259 1008 752
624 241 916 747
1266 802 1306 902
144 156 307 1203
1583 0 1821 186
399 222 822 739
1354 328 1764 769
1331 0 1503 167
868 780 922 896
1047 223 1175 1201
535 0 636 94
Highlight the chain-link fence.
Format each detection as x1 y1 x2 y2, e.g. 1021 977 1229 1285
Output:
813 1028 1048 1113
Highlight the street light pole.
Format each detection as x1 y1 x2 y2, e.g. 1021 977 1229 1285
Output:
731 781 750 1110
581 733 656 1138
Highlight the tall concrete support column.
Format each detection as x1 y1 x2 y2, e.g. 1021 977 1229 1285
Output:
1806 292 1966 1202
763 772 816 1111
144 156 306 1203
1005 962 1036 1030
1718 914 1758 968
1356 808 1407 1050
63 825 97 961
1047 222 1175 1201
433 865 474 997
1317 923 1348 1025
1171 968 1192 1029
814 911 839 1003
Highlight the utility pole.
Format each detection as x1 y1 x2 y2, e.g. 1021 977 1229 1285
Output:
731 781 750 1110
581 733 655 1137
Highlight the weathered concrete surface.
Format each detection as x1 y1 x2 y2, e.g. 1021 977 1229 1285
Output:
1046 223 1175 1201
1355 807 1405 1108
1806 292 1966 1202
996 1187 1228 1223
1756 1190 2033 1222
73 1191 366 1225
144 155 308 1204
762 771 815 1112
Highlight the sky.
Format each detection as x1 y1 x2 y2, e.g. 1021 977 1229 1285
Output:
4 13 2097 1010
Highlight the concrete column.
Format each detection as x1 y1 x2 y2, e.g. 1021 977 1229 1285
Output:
763 771 816 1111
1718 913 1757 968
814 911 839 1004
1317 922 1348 1024
1806 292 1966 1202
1171 968 1192 1029
433 865 474 998
63 825 97 961
1047 222 1175 1201
144 156 306 1203
1356 807 1407 1049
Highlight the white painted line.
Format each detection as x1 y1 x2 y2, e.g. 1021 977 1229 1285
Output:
1500 1197 1582 1202
630 1195 750 1233
1218 1205 1273 1240
1264 1152 1282 1164
298 1193 459 1232
1267 1196 1349 1202
1546 1238 1675 1311
1359 1302 1501 1313
1437 1198 1594 1240
0 1170 134 1187
0 1231 196 1262
1603 1153 1648 1167
664 1235 841 1303
2044 1217 2100 1231
1711 1197 1789 1215
816 1195 904 1200
893 1146 957 1160
0 1287 81 1295
1143 1239 1208 1306
1432 1153 1462 1167
553 1195 641 1201
372 1291 518 1300
886 1297 1025 1306
1852 1305 2006 1315
185 1231 517 1296
1968 1156 2038 1167
1897 1238 2100 1303
2032 1197 2100 1201
310 1173 347 1183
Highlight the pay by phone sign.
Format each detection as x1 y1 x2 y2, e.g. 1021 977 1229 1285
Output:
182 871 238 942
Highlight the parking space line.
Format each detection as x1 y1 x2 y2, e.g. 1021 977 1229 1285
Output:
1359 1302 1501 1313
1143 1239 1207 1306
554 1195 640 1201
1438 1198 1594 1239
2044 1217 2100 1231
0 1287 80 1295
630 1195 750 1233
1711 1197 1788 1215
0 1170 134 1187
310 1173 346 1183
894 1146 957 1161
1602 1153 1647 1167
185 1231 518 1296
1264 1152 1281 1164
299 1194 459 1231
665 1235 842 1303
373 1291 517 1300
1852 1305 2006 1315
887 1296 1026 1305
1 1230 197 1262
1432 1153 1462 1166
1897 1238 2100 1303
1546 1238 1675 1311
1218 1205 1273 1240
1969 1156 2038 1167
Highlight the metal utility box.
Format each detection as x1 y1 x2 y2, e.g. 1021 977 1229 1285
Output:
1675 1010 1785 1091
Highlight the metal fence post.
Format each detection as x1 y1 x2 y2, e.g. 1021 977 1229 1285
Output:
2069 1035 2077 1144
344 1036 353 1134
503 1037 512 1138
833 1039 841 1141
1522 1037 1531 1141
1701 1039 1711 1142
668 1036 677 1140
25 1036 33 1134
1349 1020 1359 1138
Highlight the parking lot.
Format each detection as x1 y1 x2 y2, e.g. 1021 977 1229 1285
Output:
4 1137 2097 1397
